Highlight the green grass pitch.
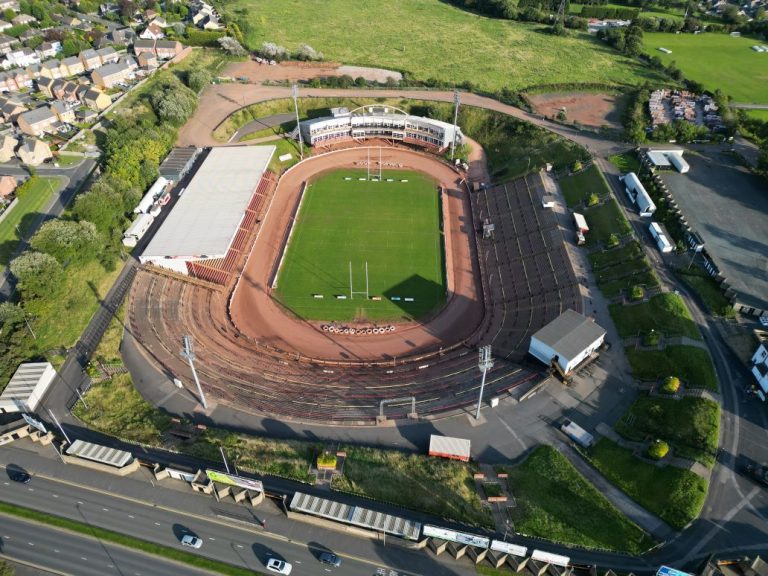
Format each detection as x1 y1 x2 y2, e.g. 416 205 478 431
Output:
274 169 446 322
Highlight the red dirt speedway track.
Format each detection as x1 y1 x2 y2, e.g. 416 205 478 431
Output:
128 145 556 424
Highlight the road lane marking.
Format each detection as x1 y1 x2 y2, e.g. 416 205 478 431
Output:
128 515 135 518
154 522 161 526
52 494 58 498
27 542 33 546
102 508 109 511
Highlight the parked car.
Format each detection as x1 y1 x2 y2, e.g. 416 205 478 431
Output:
746 463 768 487
180 534 203 548
318 552 342 567
266 558 292 574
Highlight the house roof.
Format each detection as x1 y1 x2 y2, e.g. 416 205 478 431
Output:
154 40 179 50
95 60 130 78
80 49 99 60
531 309 606 361
96 46 116 57
134 39 155 49
19 105 55 124
62 56 81 67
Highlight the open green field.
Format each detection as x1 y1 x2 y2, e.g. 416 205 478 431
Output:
625 345 718 391
222 0 663 92
501 445 653 553
582 198 631 245
587 438 708 530
0 177 61 273
745 109 768 122
615 395 720 467
333 445 492 527
609 292 701 340
558 165 611 208
643 32 768 104
275 169 444 322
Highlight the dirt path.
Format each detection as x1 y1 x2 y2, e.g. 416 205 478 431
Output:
229 146 483 361
178 85 627 158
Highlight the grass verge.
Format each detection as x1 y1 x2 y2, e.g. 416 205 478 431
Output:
608 152 642 174
625 345 718 391
583 198 631 245
615 395 720 467
0 503 261 576
0 177 62 272
674 268 734 318
609 292 701 340
499 446 653 553
332 445 492 527
586 438 708 530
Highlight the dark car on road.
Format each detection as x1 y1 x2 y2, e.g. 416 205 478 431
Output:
746 463 768 486
8 470 30 484
318 552 342 567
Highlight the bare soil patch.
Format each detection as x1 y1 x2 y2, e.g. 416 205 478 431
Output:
527 92 625 128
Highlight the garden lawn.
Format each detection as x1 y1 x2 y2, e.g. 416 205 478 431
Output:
643 32 768 104
332 445 492 527
609 292 700 339
587 438 708 530
625 345 718 391
583 198 631 245
502 445 653 553
0 177 61 273
222 0 663 92
275 169 444 321
609 152 642 174
615 395 720 467
558 165 611 208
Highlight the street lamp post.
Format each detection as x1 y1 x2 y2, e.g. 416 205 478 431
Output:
181 335 207 410
474 345 494 420
292 84 304 160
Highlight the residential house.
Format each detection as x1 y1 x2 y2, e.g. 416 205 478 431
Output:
110 27 136 46
11 14 35 26
96 46 118 65
137 51 156 69
35 75 54 97
0 97 24 121
99 3 118 15
150 16 167 28
202 15 222 30
0 134 15 162
16 138 52 165
0 71 16 91
0 0 17 9
154 40 182 60
16 105 56 136
0 20 11 32
57 15 81 27
23 63 40 80
51 79 79 102
50 100 74 124
0 34 14 55
10 68 31 88
60 55 83 76
0 174 16 194
3 48 40 69
36 41 61 60
76 107 96 122
39 59 65 79
91 60 132 88
78 86 110 111
132 38 155 56
143 8 157 20
79 49 101 71
139 22 164 40
18 29 37 43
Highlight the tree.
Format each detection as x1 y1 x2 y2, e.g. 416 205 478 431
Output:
295 43 323 61
30 219 102 265
647 439 669 460
3 8 14 20
0 302 25 332
149 78 198 126
259 41 289 60
217 36 247 56
187 68 212 92
10 251 64 300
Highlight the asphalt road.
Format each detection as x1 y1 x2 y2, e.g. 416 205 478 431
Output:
0 460 460 576
0 513 212 576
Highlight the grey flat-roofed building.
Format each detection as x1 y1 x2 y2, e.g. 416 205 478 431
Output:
140 145 275 274
529 309 606 374
0 362 56 414
159 146 200 181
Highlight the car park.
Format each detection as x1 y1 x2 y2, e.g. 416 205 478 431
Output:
266 558 292 574
180 534 203 548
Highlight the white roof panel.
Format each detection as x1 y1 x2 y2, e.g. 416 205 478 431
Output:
429 435 471 458
142 146 275 259
66 439 133 468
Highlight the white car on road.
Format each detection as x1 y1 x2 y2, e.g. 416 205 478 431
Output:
180 534 203 549
266 558 292 574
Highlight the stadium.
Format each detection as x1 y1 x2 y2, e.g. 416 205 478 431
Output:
127 106 582 424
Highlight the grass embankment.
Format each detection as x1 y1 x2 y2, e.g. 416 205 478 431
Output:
675 268 734 318
0 502 262 576
609 152 642 174
582 198 631 245
215 97 588 181
222 0 660 92
0 177 62 273
332 445 493 528
643 32 768 104
587 438 708 530
589 240 659 298
625 346 718 391
500 446 653 553
609 292 701 340
616 395 720 467
55 154 84 167
558 165 611 208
